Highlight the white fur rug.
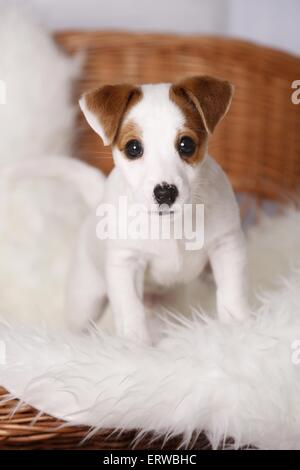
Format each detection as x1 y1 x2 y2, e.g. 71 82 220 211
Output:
0 157 300 449
0 4 81 163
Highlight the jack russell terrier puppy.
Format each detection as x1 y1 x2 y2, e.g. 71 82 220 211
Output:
67 75 250 343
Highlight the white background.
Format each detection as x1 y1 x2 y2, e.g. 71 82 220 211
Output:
5 0 300 56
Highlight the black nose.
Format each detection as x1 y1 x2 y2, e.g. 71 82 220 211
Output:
153 182 179 207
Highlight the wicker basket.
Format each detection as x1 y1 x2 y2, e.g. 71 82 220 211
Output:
57 31 300 202
1 31 300 450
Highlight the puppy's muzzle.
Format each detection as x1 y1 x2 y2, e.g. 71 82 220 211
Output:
153 182 179 207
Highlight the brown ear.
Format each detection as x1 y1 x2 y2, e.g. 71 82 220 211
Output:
79 84 142 146
172 76 234 134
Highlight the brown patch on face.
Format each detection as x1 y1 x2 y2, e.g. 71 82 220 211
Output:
170 84 208 165
84 84 142 144
115 120 143 154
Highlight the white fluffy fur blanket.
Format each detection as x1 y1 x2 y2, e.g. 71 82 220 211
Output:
0 157 300 450
0 5 81 163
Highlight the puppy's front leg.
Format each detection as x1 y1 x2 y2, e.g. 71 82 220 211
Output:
208 230 250 322
106 250 150 344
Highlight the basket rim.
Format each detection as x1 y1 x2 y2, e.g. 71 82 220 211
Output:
54 30 300 65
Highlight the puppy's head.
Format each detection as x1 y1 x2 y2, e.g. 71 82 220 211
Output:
80 76 233 211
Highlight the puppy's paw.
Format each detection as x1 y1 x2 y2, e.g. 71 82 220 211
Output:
217 294 251 323
122 325 152 346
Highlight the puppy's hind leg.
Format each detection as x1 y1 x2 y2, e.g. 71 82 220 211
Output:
65 215 106 332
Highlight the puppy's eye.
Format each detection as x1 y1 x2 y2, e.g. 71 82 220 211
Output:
124 139 143 159
177 136 196 158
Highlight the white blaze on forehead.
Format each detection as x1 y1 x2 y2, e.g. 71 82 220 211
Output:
112 83 196 207
125 83 185 141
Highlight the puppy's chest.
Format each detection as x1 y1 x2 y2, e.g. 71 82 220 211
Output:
145 239 207 288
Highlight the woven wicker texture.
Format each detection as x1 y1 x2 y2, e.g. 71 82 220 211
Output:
1 32 300 450
55 31 300 201
0 387 212 450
